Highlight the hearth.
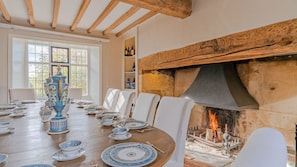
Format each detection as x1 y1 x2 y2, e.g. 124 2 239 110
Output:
187 107 243 156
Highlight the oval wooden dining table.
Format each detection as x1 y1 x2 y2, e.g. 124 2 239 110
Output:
0 102 175 167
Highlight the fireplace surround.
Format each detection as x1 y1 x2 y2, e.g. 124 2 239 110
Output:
138 19 297 162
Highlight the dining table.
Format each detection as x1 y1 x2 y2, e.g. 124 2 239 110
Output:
0 102 175 167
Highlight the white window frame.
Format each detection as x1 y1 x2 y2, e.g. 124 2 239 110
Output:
8 34 102 103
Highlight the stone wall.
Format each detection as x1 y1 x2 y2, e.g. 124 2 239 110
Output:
139 59 297 152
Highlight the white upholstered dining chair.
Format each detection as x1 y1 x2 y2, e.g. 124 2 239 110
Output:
101 88 121 111
131 93 160 125
9 88 36 103
153 96 194 167
113 90 136 119
230 127 287 167
68 88 82 100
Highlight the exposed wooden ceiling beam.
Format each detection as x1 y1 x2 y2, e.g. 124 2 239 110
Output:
116 11 157 37
0 0 11 22
103 6 140 35
24 0 35 26
87 0 119 33
51 0 60 29
70 0 91 31
118 0 191 19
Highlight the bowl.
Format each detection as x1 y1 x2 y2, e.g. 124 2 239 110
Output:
59 140 84 156
112 127 129 135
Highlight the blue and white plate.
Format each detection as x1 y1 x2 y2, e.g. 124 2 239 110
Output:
118 120 149 130
96 112 120 118
21 164 53 167
0 127 15 135
108 132 132 140
0 154 8 164
0 104 15 110
101 142 157 167
52 148 85 161
0 110 12 116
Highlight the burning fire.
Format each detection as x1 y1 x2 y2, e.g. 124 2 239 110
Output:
208 109 219 138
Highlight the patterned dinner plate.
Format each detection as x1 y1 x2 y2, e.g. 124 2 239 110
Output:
118 120 149 130
96 112 120 118
101 142 157 167
0 104 15 110
0 110 12 116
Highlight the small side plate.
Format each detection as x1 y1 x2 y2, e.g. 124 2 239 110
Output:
0 127 15 135
0 154 8 164
52 148 85 162
108 133 132 140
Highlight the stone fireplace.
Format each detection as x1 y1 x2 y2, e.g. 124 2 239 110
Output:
138 18 297 164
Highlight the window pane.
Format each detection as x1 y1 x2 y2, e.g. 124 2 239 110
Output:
70 48 88 65
28 44 49 63
71 65 88 96
28 63 49 97
52 47 69 63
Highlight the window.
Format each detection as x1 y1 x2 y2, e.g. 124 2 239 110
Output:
11 37 101 103
26 40 89 98
28 44 50 98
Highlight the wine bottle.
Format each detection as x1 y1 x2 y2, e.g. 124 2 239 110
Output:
131 62 135 72
131 46 135 56
124 48 128 56
127 47 131 56
126 78 130 88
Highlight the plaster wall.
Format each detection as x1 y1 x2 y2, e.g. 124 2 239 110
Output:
137 0 297 59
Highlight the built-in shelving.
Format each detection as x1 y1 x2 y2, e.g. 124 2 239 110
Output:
123 36 136 90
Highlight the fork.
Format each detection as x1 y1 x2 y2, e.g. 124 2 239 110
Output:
146 141 165 154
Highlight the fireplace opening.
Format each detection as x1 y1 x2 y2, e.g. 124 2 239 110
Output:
205 107 241 138
187 106 243 159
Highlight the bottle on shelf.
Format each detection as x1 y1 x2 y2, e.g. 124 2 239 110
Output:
130 78 135 89
126 78 131 88
131 46 135 56
131 62 135 72
125 47 128 56
127 47 131 56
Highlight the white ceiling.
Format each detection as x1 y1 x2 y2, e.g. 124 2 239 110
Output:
0 0 155 38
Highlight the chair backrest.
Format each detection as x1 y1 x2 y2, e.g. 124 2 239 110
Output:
131 93 160 125
102 88 121 111
9 88 36 102
113 90 136 119
153 96 194 167
231 127 287 167
68 88 82 100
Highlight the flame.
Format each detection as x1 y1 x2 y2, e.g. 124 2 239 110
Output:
208 109 219 136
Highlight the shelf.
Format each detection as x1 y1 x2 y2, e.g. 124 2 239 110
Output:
123 36 137 91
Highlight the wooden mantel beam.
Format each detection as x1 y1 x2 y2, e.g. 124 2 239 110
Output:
118 0 191 19
139 18 297 71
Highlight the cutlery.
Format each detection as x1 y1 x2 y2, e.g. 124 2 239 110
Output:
136 128 153 133
146 141 165 154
